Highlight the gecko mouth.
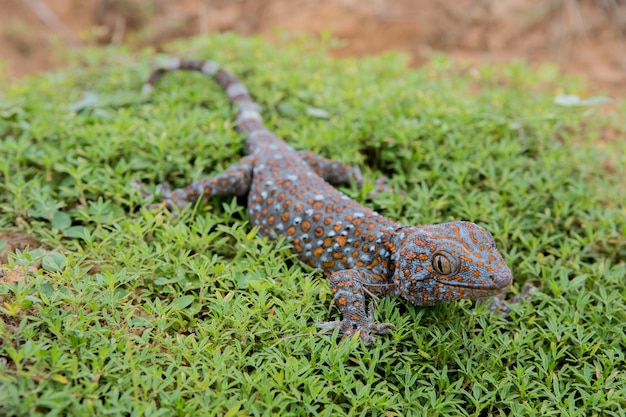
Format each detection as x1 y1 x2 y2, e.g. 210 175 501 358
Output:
442 273 513 291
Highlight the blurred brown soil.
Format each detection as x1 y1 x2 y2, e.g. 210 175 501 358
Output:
0 0 625 97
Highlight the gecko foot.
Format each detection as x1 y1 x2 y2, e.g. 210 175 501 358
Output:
317 302 395 346
487 282 536 315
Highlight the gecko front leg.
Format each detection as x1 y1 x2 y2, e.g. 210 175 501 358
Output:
317 269 395 346
297 150 393 198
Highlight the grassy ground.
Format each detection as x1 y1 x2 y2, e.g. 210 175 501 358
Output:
0 34 625 416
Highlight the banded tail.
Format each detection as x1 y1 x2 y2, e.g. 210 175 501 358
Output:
142 58 265 134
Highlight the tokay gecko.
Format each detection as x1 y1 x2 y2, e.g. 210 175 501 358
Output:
138 59 514 345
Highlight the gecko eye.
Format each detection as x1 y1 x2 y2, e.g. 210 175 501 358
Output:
432 252 457 275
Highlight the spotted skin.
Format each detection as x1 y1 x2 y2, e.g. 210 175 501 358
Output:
141 58 514 345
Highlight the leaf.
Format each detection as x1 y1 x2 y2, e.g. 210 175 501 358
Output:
68 92 101 112
277 102 300 116
52 211 72 230
154 277 171 286
306 106 330 119
42 252 66 272
52 374 69 384
168 295 195 312
63 226 90 239
0 97 25 119
27 248 47 262
554 94 612 106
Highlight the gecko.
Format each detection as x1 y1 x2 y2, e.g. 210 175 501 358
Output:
138 58 514 345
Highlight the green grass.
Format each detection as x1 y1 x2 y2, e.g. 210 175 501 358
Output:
0 33 625 416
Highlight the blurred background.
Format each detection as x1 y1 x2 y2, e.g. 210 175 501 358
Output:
1 0 625 96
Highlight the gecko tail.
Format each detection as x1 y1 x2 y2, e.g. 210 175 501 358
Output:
142 58 265 134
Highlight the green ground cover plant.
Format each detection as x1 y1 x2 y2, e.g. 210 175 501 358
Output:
0 33 625 416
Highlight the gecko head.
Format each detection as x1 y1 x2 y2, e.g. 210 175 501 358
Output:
389 221 513 306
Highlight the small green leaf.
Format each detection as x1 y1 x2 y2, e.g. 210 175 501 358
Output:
154 277 171 286
277 102 300 116
42 252 66 272
63 226 90 239
306 106 330 119
554 94 612 106
28 248 48 261
168 295 195 312
68 92 101 111
52 211 72 230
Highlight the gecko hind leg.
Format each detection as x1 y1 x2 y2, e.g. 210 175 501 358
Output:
134 154 255 211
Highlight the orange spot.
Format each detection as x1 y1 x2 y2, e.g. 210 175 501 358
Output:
267 215 275 226
301 220 311 232
286 226 296 236
314 226 325 237
367 258 379 269
336 236 347 247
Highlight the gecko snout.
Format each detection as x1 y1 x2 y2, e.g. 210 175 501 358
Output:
490 269 513 291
